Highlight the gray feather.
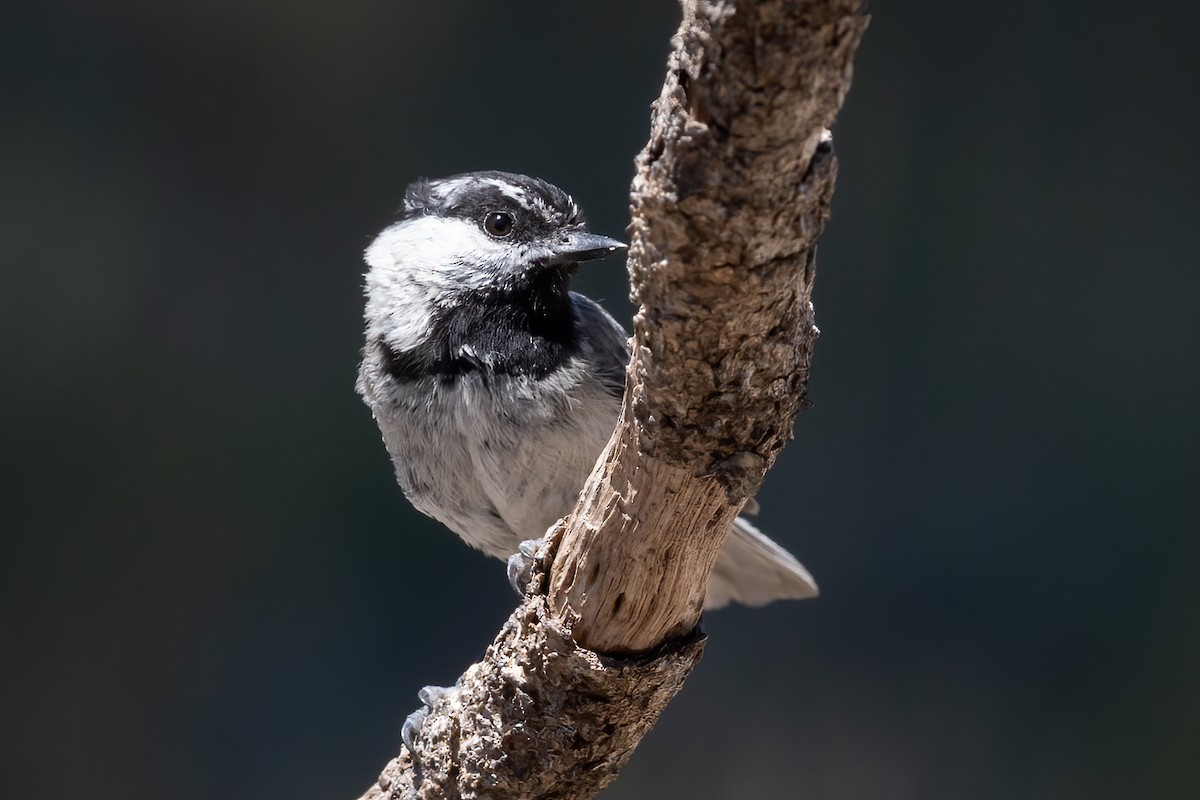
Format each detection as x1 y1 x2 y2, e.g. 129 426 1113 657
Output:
705 517 819 609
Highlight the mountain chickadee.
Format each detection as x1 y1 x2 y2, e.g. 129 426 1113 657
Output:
357 171 818 610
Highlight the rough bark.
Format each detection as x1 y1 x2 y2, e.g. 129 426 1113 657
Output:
550 0 866 655
358 1 866 797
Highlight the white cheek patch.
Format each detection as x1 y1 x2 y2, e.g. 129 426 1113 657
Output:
362 251 431 352
362 216 530 352
367 216 508 290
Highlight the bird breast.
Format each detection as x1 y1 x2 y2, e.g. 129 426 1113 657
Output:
372 360 619 560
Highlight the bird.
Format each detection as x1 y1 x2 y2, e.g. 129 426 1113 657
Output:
356 170 817 609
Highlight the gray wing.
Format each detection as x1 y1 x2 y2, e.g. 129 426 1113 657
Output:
706 516 819 609
570 292 630 399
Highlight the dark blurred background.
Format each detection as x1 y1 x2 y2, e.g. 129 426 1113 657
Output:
2 1 1197 798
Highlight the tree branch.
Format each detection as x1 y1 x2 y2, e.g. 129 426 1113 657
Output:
548 0 866 655
358 1 867 797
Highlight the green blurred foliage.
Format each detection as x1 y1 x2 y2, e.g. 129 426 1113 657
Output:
2 2 1197 798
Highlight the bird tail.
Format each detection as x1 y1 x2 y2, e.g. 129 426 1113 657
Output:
705 516 819 610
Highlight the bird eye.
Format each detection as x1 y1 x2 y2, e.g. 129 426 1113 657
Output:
483 211 515 238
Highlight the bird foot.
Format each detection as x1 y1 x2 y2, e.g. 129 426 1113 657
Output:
506 538 542 597
402 684 455 756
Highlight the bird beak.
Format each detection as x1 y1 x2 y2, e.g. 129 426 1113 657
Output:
546 231 627 265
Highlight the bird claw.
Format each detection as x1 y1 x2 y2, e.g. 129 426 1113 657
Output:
402 684 455 756
401 707 429 755
507 538 542 597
